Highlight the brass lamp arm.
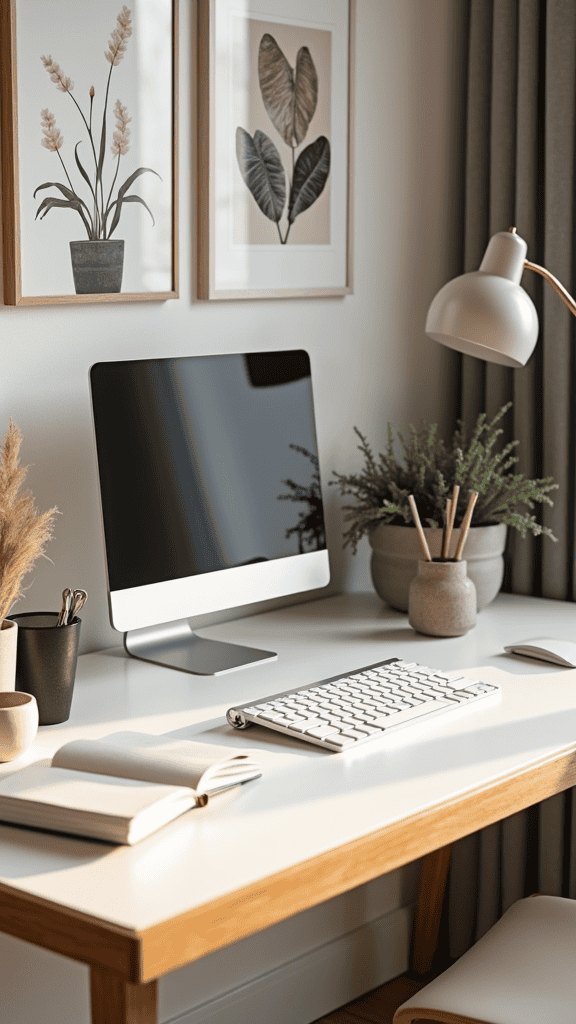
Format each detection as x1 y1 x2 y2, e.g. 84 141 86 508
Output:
524 260 576 317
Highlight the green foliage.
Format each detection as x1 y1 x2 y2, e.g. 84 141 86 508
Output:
330 403 558 553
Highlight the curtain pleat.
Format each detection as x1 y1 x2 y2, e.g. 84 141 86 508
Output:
510 0 541 593
501 809 528 910
569 790 576 896
541 0 576 600
448 832 480 959
485 0 516 421
538 793 565 893
448 0 576 957
461 0 492 426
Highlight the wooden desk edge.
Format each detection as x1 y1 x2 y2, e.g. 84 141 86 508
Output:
0 883 143 981
2 741 576 983
141 740 576 979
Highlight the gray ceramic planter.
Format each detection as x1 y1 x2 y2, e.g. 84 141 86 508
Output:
70 239 124 294
369 522 507 612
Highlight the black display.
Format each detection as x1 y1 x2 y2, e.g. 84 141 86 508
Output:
90 351 326 593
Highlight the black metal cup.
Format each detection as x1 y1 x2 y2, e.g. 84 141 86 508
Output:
7 612 81 726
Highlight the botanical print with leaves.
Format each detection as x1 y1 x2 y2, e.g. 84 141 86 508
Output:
234 17 331 246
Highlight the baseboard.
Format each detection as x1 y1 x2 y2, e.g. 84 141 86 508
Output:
161 905 413 1024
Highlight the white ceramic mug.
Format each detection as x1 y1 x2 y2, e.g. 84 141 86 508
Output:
0 692 39 762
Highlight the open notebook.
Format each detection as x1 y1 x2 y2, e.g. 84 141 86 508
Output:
0 733 262 845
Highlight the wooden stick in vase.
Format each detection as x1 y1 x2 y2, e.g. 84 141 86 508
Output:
408 495 432 561
444 484 460 559
441 498 452 560
453 491 478 561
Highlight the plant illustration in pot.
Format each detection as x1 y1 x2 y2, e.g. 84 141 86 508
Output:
236 33 330 244
0 421 58 690
35 5 159 294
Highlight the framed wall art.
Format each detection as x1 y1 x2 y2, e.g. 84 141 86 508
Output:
198 0 354 300
1 0 178 306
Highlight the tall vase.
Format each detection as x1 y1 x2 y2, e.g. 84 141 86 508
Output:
0 619 18 692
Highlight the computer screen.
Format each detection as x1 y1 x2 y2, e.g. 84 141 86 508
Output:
90 350 330 674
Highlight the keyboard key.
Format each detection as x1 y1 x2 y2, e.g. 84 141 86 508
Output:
373 698 452 729
291 718 325 732
305 724 341 738
468 682 498 693
273 715 305 727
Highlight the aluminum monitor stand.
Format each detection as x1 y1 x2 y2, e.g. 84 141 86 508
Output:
124 619 277 676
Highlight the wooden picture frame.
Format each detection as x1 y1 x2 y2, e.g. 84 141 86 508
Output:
197 0 354 300
1 0 178 306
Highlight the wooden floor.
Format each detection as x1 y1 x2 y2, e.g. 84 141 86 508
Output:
312 975 428 1024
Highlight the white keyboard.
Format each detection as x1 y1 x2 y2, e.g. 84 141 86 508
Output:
226 657 500 751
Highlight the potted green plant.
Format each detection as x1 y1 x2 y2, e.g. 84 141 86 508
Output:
0 421 58 690
331 403 557 611
35 5 159 294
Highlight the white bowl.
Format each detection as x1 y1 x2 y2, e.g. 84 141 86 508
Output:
0 692 39 762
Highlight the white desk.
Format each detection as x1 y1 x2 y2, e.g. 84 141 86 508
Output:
1 591 576 1023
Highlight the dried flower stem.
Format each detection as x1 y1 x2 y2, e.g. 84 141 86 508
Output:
41 54 97 164
99 7 133 220
0 421 58 622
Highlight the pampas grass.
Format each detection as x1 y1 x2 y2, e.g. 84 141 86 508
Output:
0 421 58 623
105 5 133 66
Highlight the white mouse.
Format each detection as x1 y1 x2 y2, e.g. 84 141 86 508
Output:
504 637 576 668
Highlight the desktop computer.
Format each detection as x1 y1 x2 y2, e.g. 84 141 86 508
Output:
89 349 330 675
90 348 501 750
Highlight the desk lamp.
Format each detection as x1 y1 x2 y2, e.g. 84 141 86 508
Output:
425 226 576 366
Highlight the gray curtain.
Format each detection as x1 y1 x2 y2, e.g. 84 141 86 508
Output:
447 0 576 958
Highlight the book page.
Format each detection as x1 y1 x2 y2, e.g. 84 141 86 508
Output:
0 764 199 844
52 733 262 794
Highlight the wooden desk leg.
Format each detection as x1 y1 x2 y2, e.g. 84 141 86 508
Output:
90 967 158 1024
411 843 453 976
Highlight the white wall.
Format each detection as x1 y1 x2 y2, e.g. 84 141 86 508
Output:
0 1 464 1021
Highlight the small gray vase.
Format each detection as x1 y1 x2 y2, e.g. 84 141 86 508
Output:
70 239 124 294
408 559 476 637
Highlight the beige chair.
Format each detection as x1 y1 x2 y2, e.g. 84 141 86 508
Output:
394 894 576 1024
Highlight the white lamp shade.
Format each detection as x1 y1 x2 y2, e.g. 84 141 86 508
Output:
425 231 539 368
